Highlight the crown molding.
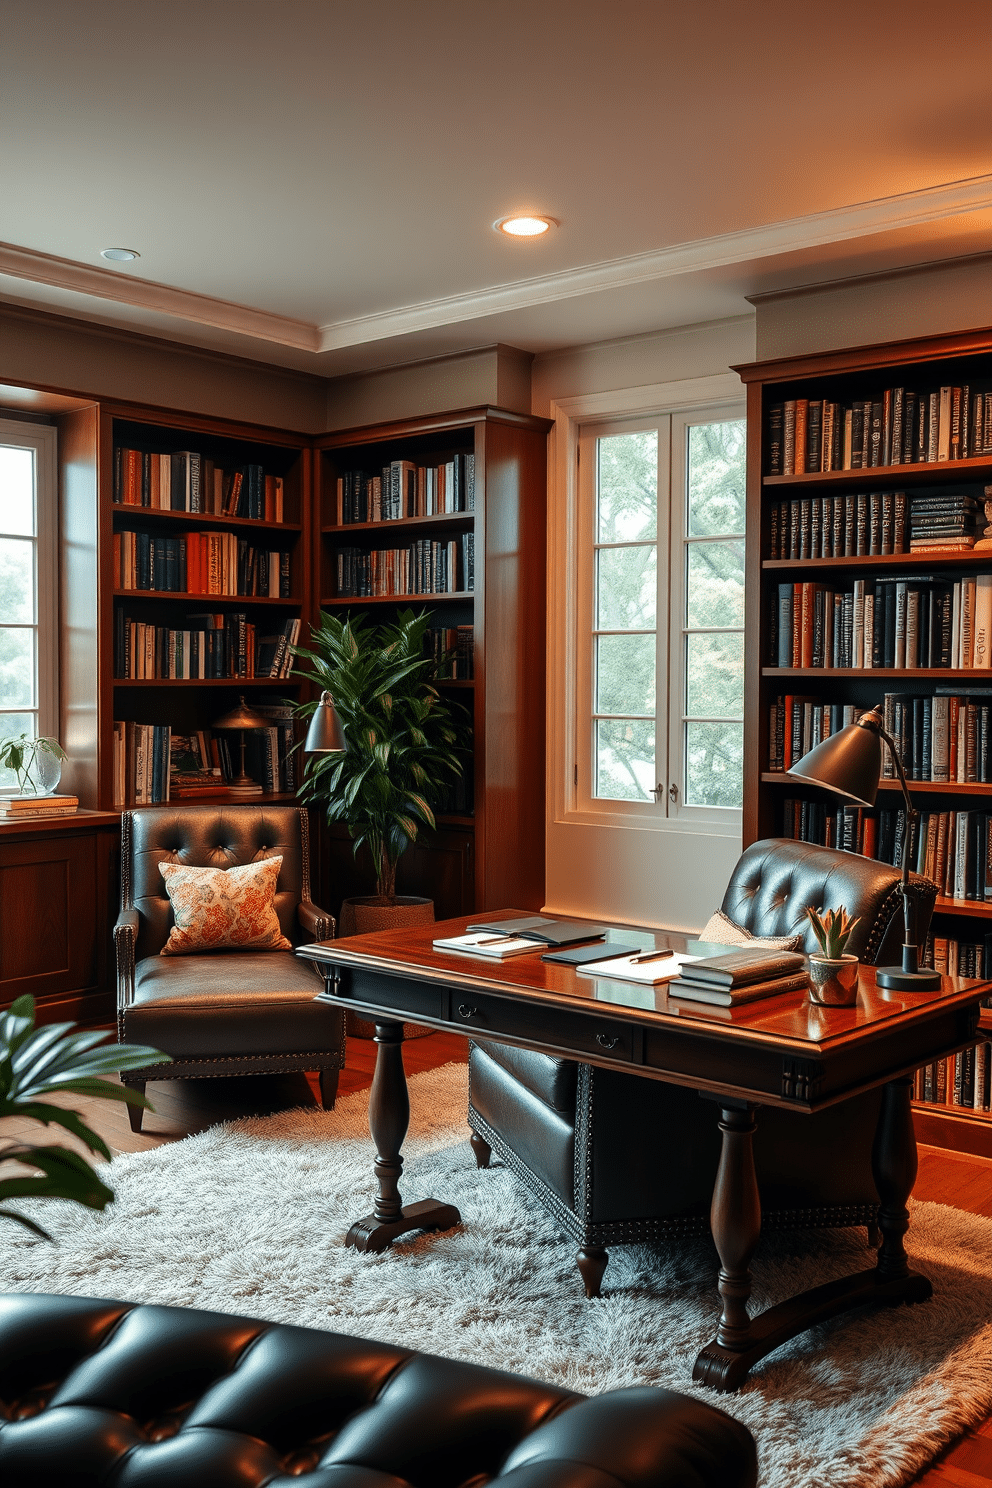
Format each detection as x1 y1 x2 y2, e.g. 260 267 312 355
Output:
318 173 992 350
5 172 992 359
0 242 320 351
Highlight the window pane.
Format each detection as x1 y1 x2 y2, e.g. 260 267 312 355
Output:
597 545 656 629
0 537 36 623
0 626 36 708
597 431 657 543
0 710 35 792
0 447 35 536
597 634 655 715
685 720 743 807
685 541 744 628
685 632 743 717
596 718 655 801
687 420 745 537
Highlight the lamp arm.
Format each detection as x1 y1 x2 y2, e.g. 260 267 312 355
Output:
872 717 919 971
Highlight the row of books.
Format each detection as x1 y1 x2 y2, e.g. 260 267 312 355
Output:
914 1046 992 1112
112 710 297 807
335 535 474 598
766 487 991 560
770 692 992 782
335 455 475 523
114 613 299 680
767 387 992 475
770 574 992 670
425 624 474 680
113 530 292 597
780 797 992 903
114 448 284 521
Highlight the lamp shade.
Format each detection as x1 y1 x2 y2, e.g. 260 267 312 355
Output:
213 696 270 731
786 712 883 808
304 690 347 753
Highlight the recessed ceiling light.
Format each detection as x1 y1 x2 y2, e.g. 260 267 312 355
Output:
493 215 556 238
100 247 140 262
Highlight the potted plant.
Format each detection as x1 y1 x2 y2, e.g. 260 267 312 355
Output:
0 734 67 797
806 905 862 1006
1 995 167 1238
292 608 467 935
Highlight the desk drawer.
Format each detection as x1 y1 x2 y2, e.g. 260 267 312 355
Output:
445 990 635 1063
339 968 443 1023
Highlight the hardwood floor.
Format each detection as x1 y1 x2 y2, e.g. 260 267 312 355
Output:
6 1037 991 1486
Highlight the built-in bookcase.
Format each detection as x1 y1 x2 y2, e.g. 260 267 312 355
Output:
737 328 992 1153
57 404 313 812
315 406 551 914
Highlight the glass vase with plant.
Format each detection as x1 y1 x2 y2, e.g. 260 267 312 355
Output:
0 734 67 796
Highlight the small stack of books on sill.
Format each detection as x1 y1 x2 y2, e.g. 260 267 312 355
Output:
667 948 808 1007
0 794 79 821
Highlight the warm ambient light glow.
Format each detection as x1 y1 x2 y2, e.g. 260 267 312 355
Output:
494 216 555 237
100 248 140 262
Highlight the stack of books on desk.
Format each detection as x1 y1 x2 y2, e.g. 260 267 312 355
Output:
667 948 808 1007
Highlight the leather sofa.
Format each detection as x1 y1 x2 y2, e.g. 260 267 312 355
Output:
115 806 346 1128
0 1293 757 1487
468 838 938 1297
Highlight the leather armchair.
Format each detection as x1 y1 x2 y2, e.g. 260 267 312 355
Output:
0 1293 757 1488
468 838 938 1298
115 805 345 1130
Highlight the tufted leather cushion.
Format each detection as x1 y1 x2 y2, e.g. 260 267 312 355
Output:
128 807 307 962
720 838 937 966
0 1294 757 1488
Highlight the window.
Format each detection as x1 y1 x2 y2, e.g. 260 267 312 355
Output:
0 420 58 791
578 408 745 827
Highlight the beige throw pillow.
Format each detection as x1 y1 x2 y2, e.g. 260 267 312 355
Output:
698 909 802 952
158 856 292 955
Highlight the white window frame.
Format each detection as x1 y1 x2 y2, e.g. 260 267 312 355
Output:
548 374 744 837
0 418 59 756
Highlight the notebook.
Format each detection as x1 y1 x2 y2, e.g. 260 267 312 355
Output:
541 934 646 967
432 932 541 960
575 951 700 985
465 916 609 947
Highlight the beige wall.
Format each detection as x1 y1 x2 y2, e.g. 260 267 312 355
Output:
323 344 533 429
531 315 755 415
753 253 992 363
0 303 327 432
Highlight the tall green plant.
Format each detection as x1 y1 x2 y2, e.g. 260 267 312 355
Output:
0 995 168 1239
293 609 466 903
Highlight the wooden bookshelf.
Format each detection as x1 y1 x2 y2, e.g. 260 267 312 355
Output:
315 406 552 914
737 327 992 1143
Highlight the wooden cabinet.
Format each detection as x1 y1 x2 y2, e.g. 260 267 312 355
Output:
315 407 552 912
736 326 992 1149
0 813 119 1021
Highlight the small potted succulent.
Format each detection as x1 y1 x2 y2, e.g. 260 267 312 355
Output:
806 905 862 1006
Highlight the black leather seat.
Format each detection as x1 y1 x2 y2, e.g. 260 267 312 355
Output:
468 838 938 1298
114 805 345 1128
0 1294 757 1488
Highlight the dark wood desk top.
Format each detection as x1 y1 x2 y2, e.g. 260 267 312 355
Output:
303 910 988 1058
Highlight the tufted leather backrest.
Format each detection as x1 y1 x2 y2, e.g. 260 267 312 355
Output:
123 806 312 961
721 838 937 965
0 1294 757 1488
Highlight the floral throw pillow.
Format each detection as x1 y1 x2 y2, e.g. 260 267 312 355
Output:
158 856 292 955
698 909 802 952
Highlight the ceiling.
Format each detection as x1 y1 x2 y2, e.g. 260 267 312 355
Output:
3 0 992 378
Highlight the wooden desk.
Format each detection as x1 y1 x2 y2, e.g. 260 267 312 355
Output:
299 913 989 1391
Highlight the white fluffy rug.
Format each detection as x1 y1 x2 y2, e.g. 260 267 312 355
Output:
3 1063 992 1488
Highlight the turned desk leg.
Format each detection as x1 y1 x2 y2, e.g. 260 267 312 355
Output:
693 1103 762 1389
872 1076 932 1301
345 1019 461 1253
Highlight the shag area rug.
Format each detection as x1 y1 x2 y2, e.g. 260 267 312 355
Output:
3 1063 992 1488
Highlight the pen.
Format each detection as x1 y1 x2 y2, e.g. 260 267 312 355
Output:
474 934 517 945
628 950 677 964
